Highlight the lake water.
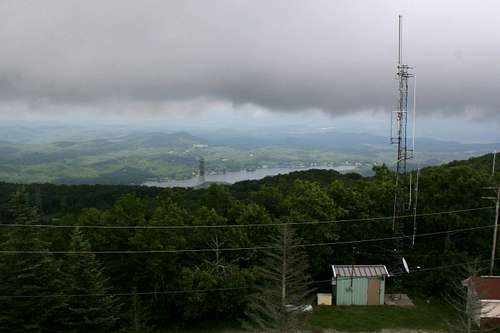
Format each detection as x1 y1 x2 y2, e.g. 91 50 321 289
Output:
142 165 357 188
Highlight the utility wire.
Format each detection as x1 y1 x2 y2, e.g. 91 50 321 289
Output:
313 258 500 281
392 258 496 277
0 287 251 299
299 224 494 249
0 224 494 255
3 258 499 299
0 206 492 230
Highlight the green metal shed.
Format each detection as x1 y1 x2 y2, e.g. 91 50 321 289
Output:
332 265 389 305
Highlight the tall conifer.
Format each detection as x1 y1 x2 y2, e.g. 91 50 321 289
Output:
62 227 120 332
0 190 65 332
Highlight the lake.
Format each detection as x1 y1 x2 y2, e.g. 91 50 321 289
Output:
142 165 357 188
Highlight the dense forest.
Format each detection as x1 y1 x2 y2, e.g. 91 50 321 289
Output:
0 153 498 332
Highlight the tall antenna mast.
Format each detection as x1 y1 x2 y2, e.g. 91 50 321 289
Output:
391 15 414 231
392 15 414 178
198 157 206 185
493 151 497 177
398 14 402 66
390 15 415 292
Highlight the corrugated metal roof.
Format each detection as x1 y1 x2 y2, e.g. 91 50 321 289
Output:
332 265 389 278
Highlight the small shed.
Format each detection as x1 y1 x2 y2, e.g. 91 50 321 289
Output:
464 276 500 328
332 265 389 306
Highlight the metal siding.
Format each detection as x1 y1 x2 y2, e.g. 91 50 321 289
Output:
379 278 385 305
335 278 348 305
336 277 368 305
354 278 369 305
332 265 389 278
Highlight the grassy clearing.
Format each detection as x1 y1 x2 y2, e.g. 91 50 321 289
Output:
307 298 455 332
138 299 500 333
160 321 243 333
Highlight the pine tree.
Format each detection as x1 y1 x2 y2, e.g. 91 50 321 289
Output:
62 227 120 332
33 185 43 223
0 190 65 333
244 225 315 333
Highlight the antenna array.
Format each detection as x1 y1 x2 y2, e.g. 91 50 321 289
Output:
198 157 206 185
390 15 417 286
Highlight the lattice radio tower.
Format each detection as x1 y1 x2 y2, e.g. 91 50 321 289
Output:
198 157 206 185
390 15 415 271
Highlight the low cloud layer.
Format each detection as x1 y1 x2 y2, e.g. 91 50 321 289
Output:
0 0 499 118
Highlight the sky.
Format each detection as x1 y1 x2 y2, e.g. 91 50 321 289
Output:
0 0 499 142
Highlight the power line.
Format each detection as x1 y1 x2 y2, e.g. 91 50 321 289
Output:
3 258 499 300
0 206 492 230
392 258 497 277
312 258 500 281
0 286 250 299
0 224 494 255
299 224 494 248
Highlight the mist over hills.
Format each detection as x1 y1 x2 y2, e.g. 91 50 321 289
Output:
0 123 497 185
198 128 499 153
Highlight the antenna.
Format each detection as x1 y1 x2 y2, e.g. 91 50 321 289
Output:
408 172 412 209
493 151 497 177
402 257 410 274
198 157 206 185
412 74 417 154
391 14 414 231
390 15 415 296
412 166 420 248
398 15 402 65
411 76 419 247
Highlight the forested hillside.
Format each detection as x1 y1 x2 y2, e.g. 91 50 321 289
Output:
0 125 497 185
0 153 498 332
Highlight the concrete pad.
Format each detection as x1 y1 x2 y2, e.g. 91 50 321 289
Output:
384 294 415 306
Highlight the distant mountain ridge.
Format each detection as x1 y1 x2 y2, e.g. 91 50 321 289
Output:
0 125 497 185
198 128 498 154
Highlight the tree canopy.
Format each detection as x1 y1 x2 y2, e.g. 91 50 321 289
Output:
0 153 498 331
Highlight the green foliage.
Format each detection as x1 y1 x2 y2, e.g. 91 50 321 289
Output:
244 226 314 333
250 185 287 217
62 228 120 332
0 153 498 331
0 190 65 332
0 131 381 184
176 263 253 321
308 298 455 331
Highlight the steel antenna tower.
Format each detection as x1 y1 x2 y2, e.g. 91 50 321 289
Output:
391 15 414 232
390 15 414 288
198 157 206 185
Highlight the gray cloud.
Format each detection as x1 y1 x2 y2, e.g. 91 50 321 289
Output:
0 0 499 117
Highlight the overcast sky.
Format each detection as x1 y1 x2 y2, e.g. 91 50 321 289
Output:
0 0 499 141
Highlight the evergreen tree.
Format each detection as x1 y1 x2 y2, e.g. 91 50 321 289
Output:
62 227 120 332
244 225 314 333
0 190 65 333
34 185 43 223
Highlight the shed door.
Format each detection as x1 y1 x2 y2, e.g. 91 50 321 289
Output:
367 278 380 305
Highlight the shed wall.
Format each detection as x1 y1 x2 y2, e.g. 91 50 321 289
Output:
379 278 385 305
336 277 368 305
